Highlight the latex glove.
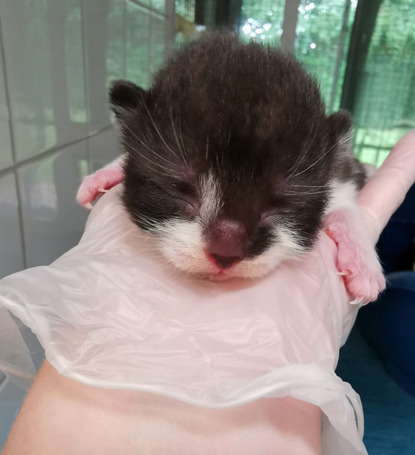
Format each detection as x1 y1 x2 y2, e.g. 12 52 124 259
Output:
1 130 414 455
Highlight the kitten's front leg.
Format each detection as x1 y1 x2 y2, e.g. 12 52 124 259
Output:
324 207 386 305
77 156 126 209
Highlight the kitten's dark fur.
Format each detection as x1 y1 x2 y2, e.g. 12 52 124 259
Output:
109 33 366 278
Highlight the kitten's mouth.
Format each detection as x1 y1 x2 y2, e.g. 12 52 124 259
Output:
206 269 233 281
204 250 240 278
211 269 228 278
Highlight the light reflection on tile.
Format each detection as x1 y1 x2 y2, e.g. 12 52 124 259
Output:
18 141 90 267
84 0 126 134
127 3 151 89
151 0 165 12
149 14 166 75
0 0 87 161
63 0 87 126
0 173 24 278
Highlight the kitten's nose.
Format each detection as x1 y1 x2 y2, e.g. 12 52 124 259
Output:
209 253 240 269
206 220 245 269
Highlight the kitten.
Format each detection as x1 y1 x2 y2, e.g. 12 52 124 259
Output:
78 34 385 302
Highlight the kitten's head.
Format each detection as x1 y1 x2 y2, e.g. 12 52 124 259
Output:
110 34 351 279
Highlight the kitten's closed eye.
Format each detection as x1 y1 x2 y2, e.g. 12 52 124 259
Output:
170 180 196 198
261 196 290 222
169 180 200 216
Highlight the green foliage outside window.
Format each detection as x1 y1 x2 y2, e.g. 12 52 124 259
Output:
241 0 415 166
353 0 415 166
240 1 285 45
241 0 355 112
173 0 415 166
294 0 357 113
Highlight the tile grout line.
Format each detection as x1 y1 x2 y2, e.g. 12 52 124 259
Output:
148 3 153 86
0 124 114 179
0 16 28 269
164 0 175 59
123 0 127 79
80 0 92 173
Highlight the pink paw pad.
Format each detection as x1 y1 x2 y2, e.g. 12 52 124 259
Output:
77 168 125 209
324 210 386 305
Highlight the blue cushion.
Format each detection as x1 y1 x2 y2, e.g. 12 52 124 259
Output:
376 183 415 274
358 272 415 397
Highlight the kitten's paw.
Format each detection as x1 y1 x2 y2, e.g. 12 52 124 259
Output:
338 256 386 305
324 211 386 305
77 168 125 209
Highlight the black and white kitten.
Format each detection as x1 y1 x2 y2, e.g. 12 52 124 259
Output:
78 34 384 301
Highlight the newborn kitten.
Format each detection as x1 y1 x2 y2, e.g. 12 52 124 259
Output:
78 34 385 302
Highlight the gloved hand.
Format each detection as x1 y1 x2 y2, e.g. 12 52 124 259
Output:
1 130 414 455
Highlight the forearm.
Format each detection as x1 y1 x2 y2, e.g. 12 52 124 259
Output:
3 360 321 455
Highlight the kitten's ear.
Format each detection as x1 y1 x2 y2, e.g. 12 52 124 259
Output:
109 80 146 120
326 111 353 155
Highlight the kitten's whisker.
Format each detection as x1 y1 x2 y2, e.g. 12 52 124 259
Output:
131 218 160 231
289 140 337 180
122 123 175 168
205 137 209 161
285 190 328 195
131 214 159 225
286 124 318 180
123 142 173 174
169 107 187 164
290 184 326 188
177 111 187 160
142 102 178 159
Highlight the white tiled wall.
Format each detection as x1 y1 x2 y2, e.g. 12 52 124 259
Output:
17 141 90 267
0 173 24 277
0 32 12 171
0 0 171 449
0 0 170 275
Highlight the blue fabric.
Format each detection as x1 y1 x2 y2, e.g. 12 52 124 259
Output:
376 184 415 274
357 272 415 398
358 182 415 398
337 327 415 454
